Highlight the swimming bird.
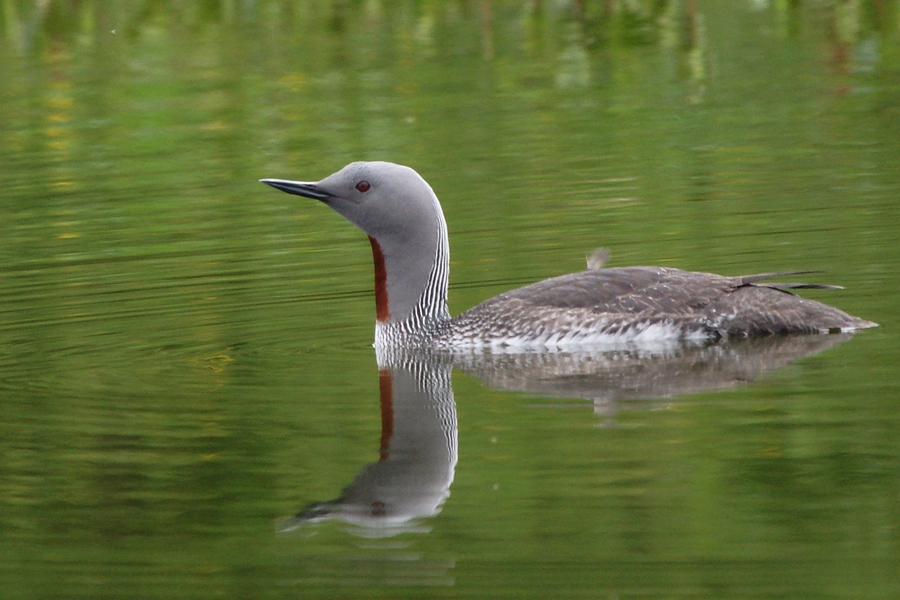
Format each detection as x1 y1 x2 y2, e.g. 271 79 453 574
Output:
261 162 877 350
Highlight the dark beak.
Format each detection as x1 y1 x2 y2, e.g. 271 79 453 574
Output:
260 178 331 201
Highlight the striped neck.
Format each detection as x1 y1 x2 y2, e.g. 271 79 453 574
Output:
374 207 451 348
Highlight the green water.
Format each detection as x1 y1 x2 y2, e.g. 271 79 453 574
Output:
1 1 899 598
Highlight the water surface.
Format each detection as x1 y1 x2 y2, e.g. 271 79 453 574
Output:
1 1 899 598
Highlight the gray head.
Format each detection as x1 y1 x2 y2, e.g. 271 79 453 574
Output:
261 162 450 329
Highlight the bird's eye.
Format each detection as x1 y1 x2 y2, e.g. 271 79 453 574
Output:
356 181 371 193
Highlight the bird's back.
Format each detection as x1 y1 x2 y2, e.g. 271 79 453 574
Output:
443 267 875 349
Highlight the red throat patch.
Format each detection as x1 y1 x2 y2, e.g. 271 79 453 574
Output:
368 236 390 322
378 369 393 460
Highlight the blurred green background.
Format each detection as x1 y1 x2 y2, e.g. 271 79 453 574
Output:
1 1 898 598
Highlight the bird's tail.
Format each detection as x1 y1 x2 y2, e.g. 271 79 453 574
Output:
738 271 844 291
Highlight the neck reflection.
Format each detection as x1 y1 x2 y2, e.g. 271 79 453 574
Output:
281 350 457 536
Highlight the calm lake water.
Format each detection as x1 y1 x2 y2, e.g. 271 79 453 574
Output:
2 1 899 598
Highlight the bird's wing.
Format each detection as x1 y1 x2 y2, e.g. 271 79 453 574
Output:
491 267 740 316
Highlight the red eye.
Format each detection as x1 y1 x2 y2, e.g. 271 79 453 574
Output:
356 180 371 193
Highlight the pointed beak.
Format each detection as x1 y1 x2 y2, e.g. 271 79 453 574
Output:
260 178 331 201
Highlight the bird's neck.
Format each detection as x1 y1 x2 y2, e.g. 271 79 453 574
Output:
370 208 450 347
369 236 391 323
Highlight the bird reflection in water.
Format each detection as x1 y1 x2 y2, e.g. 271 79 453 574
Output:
279 350 457 537
281 333 858 535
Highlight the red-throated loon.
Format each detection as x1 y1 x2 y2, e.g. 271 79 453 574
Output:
261 161 877 350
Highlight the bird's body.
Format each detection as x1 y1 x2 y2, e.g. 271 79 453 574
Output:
436 267 871 350
262 161 876 350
